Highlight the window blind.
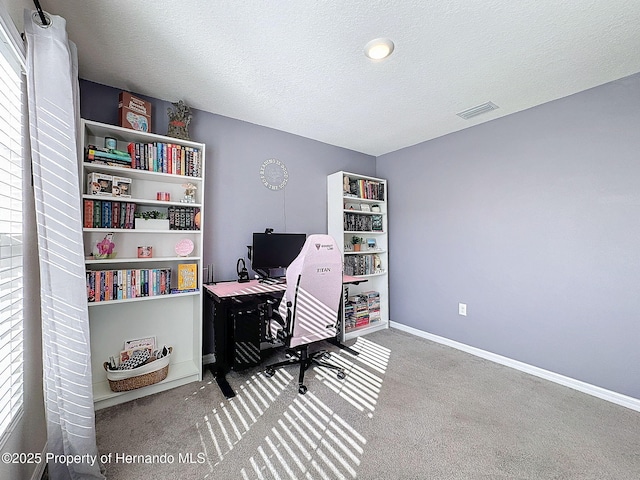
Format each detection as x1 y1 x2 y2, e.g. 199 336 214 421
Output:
0 22 24 445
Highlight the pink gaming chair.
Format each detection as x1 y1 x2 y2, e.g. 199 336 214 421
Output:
265 234 346 394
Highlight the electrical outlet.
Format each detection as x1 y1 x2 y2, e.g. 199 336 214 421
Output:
458 303 467 316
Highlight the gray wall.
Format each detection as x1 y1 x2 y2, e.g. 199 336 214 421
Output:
80 80 376 281
377 73 640 400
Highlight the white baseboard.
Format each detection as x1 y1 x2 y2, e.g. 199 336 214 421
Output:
390 321 640 413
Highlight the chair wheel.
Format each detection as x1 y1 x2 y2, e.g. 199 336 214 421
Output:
298 385 308 395
265 368 275 377
337 370 346 380
322 352 331 360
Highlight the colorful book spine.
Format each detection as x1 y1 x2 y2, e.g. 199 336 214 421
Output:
83 200 93 228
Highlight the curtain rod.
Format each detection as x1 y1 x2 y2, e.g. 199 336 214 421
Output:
33 0 49 26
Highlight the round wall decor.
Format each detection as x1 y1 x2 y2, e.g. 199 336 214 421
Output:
260 158 289 190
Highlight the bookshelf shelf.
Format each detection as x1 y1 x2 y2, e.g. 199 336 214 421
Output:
344 250 386 255
349 271 387 279
81 119 206 409
343 320 388 342
83 228 200 234
342 209 386 216
82 193 201 209
328 171 389 342
85 256 201 264
87 290 200 307
83 162 203 184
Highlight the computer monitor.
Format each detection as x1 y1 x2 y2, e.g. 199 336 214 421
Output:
251 232 306 278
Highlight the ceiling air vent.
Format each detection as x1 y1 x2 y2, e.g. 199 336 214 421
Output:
457 101 499 120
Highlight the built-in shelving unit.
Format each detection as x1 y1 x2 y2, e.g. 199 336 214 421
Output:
80 119 206 409
328 171 389 341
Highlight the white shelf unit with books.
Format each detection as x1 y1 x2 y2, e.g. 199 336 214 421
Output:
327 171 389 342
80 119 206 409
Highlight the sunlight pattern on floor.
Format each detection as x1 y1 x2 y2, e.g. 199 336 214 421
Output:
236 337 391 479
196 369 294 468
314 337 391 417
315 356 382 416
342 336 391 374
240 391 367 480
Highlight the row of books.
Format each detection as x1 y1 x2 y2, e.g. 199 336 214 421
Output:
84 200 136 229
343 213 383 232
343 254 382 276
168 206 200 230
86 268 172 302
126 142 201 177
344 291 380 331
345 178 385 201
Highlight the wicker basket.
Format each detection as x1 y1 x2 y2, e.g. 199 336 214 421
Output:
103 347 172 392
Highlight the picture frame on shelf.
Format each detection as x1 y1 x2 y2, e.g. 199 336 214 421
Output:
345 202 360 211
137 246 153 258
366 238 376 250
124 336 157 351
360 204 371 212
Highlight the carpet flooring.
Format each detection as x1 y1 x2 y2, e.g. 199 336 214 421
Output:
95 328 640 479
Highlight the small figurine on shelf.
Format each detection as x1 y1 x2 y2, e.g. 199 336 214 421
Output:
95 233 116 259
181 182 197 203
167 100 192 140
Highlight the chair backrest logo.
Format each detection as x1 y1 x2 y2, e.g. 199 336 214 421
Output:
317 267 331 273
315 243 321 250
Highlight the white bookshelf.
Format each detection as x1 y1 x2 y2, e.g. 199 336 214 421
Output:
80 119 206 409
327 171 389 341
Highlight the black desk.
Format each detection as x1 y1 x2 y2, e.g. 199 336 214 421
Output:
203 277 363 398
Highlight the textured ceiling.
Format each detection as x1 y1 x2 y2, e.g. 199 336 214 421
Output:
37 0 640 156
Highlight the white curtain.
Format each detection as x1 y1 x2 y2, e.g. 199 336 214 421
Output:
24 10 104 480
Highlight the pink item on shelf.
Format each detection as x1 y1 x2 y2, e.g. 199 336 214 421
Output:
175 238 194 257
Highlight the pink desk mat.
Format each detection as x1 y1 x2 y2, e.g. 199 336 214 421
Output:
204 275 364 299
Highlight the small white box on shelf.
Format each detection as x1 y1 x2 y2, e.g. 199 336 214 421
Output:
135 218 170 230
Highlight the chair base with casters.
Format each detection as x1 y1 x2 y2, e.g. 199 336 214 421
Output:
264 346 346 395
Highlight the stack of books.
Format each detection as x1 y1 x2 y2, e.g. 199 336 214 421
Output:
85 145 132 167
364 291 381 323
344 290 381 332
345 294 370 331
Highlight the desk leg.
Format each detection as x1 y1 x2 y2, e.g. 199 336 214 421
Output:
209 364 236 399
327 337 359 356
206 291 237 399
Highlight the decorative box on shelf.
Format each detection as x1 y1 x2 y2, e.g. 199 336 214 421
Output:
135 218 170 230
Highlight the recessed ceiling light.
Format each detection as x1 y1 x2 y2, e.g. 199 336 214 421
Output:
364 38 394 60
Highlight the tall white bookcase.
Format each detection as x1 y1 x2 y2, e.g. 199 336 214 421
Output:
80 119 205 409
328 171 389 341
